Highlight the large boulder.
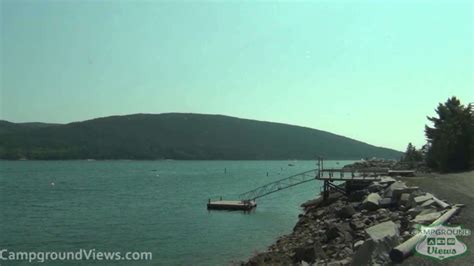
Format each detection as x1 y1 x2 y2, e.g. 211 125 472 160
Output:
384 181 407 199
351 221 400 265
384 181 419 201
365 220 399 241
362 193 381 211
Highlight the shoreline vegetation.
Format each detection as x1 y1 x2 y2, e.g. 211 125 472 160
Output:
245 160 469 265
245 97 473 265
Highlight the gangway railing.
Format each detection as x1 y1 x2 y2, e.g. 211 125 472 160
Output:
238 169 319 201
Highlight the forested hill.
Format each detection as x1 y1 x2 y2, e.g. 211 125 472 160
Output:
0 113 402 160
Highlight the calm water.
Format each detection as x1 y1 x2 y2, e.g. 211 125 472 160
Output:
0 160 352 265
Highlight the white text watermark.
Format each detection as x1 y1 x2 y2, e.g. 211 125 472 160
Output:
0 249 152 263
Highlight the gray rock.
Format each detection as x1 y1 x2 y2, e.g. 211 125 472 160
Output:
407 206 423 218
352 221 400 265
314 243 328 258
367 182 383 192
420 199 436 208
294 245 316 263
399 193 411 206
337 205 356 219
379 197 395 208
413 211 442 224
354 240 365 249
411 193 433 206
379 176 397 185
350 219 366 231
362 193 381 211
348 189 367 202
365 220 399 241
384 181 407 198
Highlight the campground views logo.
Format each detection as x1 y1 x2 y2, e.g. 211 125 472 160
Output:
415 224 470 261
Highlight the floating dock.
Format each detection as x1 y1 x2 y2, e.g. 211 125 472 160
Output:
207 200 256 211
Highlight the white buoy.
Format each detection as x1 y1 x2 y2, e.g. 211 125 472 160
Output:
50 182 55 186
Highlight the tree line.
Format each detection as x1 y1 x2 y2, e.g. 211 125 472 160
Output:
402 97 473 172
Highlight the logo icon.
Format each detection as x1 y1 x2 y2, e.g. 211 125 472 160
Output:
415 224 470 261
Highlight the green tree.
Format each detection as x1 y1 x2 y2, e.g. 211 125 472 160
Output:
402 142 423 162
425 97 474 172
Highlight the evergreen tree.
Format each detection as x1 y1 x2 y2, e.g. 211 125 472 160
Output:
402 142 423 162
425 97 474 172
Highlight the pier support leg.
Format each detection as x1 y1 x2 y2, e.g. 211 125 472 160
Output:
323 180 329 201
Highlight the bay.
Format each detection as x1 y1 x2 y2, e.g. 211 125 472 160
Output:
0 160 353 265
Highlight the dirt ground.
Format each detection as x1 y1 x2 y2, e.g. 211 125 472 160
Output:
399 171 474 266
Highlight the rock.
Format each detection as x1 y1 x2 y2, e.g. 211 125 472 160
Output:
354 240 364 249
326 225 341 241
314 243 328 260
399 193 411 206
338 258 352 265
351 221 400 265
413 211 442 224
248 251 293 265
389 212 400 221
384 181 407 198
420 199 436 208
365 221 399 241
407 206 423 218
326 223 354 242
294 245 316 263
350 219 366 231
367 183 383 192
348 189 367 202
362 193 381 211
302 192 343 210
379 176 397 186
411 193 433 206
379 197 395 208
384 182 419 202
337 205 356 218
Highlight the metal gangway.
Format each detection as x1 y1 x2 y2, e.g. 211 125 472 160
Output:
238 169 320 201
208 158 386 210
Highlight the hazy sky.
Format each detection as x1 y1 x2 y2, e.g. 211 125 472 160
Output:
1 0 473 151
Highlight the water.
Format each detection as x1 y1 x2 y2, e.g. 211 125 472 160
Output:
0 160 353 265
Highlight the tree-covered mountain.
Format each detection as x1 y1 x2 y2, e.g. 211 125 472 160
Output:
0 113 402 160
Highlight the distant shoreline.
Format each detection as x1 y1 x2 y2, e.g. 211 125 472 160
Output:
0 158 360 162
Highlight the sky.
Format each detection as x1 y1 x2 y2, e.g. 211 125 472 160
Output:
1 0 473 151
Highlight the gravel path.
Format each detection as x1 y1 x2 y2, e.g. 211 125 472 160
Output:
400 171 474 266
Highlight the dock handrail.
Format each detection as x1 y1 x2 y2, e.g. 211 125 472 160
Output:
238 169 319 201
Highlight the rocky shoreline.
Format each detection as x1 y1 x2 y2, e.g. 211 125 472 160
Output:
245 162 463 265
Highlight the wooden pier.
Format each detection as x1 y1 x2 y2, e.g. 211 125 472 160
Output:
207 200 256 211
206 158 393 210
